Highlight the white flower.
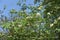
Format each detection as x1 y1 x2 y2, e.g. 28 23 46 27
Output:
47 12 50 15
58 17 60 20
36 13 41 16
18 25 22 27
50 23 54 27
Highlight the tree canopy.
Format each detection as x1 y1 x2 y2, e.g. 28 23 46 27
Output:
0 0 60 40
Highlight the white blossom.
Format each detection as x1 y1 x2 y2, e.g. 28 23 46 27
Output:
18 25 22 27
50 23 54 27
47 12 50 15
36 13 41 16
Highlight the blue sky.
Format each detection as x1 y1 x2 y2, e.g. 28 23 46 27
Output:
0 0 19 17
0 0 34 17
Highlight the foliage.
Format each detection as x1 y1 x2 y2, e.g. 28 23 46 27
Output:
0 0 60 40
43 0 60 39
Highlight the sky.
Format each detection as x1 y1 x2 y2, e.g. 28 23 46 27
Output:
0 0 34 17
